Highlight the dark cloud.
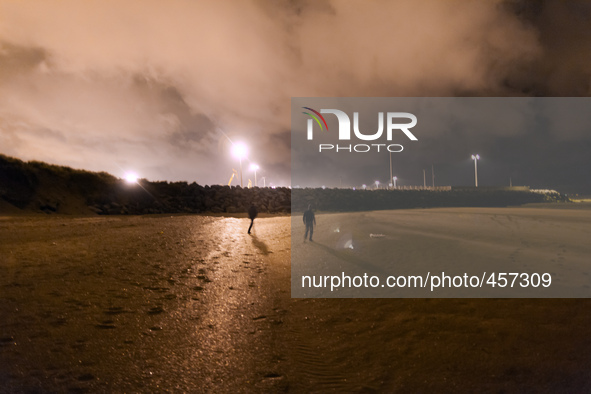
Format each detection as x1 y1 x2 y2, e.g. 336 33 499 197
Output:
504 0 591 96
0 42 47 75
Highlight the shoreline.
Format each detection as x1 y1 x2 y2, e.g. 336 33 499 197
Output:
2 200 588 220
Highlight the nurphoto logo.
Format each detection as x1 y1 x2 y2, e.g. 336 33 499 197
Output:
302 107 418 153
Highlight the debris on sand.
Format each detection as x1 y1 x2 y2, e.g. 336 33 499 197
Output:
369 233 385 238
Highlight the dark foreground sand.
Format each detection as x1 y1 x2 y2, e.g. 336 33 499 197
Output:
1 207 591 392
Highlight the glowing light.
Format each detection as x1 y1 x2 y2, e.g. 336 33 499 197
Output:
249 163 259 171
124 172 138 183
232 142 248 159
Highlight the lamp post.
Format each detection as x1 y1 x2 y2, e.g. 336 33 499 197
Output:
389 151 393 189
232 142 248 187
423 169 426 188
375 180 380 190
432 164 435 187
393 176 397 189
250 163 259 187
471 154 480 187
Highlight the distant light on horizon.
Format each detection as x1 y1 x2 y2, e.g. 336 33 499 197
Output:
124 172 139 183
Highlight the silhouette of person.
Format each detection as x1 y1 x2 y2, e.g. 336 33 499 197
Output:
303 204 316 241
248 204 258 234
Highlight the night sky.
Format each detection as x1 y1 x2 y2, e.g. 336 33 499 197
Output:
1 0 590 193
291 98 591 194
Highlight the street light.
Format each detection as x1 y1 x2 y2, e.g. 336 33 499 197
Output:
471 154 480 187
423 169 426 188
375 180 380 189
249 163 259 187
124 172 139 184
232 142 248 187
393 176 397 189
389 151 393 189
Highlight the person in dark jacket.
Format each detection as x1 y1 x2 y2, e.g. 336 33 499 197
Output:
303 204 316 241
248 204 258 234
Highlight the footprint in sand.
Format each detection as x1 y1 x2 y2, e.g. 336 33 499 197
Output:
0 336 15 345
104 306 126 315
147 306 164 315
95 320 116 329
77 373 95 382
50 316 67 327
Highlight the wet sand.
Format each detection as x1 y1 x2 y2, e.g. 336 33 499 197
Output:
1 208 591 392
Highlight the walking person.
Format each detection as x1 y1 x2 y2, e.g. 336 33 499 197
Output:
248 204 258 234
303 204 316 242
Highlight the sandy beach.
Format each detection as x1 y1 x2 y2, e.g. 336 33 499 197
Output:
1 206 591 392
292 205 591 297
